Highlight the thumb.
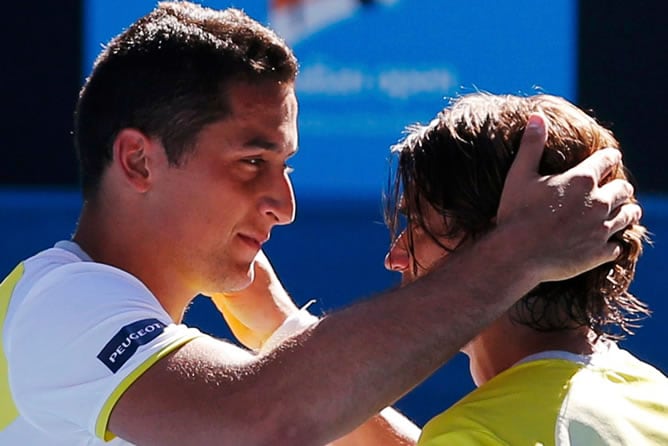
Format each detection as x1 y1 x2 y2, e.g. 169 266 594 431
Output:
507 113 548 181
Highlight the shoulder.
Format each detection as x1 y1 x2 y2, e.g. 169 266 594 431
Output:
420 358 583 446
4 245 175 385
557 346 668 444
22 249 151 301
3 247 202 442
7 247 162 331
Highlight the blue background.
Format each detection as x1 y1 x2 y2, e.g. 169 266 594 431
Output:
1 0 665 430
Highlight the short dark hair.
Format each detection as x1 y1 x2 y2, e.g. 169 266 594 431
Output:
74 1 298 198
386 93 649 339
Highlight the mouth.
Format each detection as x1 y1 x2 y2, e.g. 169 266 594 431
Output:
238 233 269 251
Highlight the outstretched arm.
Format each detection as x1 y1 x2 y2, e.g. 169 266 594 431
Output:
109 114 639 445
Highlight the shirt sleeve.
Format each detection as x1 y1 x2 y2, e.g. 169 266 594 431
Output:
5 262 204 441
259 299 319 354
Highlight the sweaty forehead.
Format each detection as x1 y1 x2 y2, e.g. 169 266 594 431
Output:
227 80 296 117
225 81 297 133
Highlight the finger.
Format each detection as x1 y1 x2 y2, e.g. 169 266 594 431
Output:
507 113 548 180
598 240 625 265
569 147 622 185
597 178 635 212
606 203 642 235
254 249 269 263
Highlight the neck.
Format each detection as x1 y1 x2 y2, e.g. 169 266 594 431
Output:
463 313 597 386
73 200 195 323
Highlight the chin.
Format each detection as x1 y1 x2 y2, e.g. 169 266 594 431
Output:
228 263 255 292
220 280 248 294
205 262 253 294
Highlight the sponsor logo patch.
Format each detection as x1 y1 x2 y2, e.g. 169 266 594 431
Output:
97 318 166 373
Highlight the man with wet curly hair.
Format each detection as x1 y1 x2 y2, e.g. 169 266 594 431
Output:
385 92 668 445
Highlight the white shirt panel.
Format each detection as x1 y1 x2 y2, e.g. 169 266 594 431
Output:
4 245 202 444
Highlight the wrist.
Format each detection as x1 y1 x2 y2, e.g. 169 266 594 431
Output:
259 300 319 354
462 220 544 303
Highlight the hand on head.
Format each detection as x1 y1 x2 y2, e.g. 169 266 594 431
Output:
497 113 641 282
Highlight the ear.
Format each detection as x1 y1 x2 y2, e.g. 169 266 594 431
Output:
112 128 155 193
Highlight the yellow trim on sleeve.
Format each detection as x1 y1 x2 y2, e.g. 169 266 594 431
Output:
0 263 25 431
95 332 203 441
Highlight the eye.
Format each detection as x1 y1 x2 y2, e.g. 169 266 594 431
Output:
243 157 265 167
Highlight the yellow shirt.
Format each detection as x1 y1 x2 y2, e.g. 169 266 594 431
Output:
419 346 668 445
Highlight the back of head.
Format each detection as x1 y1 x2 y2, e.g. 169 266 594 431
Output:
387 92 649 339
74 1 298 199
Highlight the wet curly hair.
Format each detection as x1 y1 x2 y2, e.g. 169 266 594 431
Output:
385 92 649 339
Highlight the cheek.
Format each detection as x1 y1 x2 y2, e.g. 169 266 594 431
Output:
413 242 450 274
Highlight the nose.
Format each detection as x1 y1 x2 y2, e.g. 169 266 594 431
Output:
260 170 296 225
384 230 410 272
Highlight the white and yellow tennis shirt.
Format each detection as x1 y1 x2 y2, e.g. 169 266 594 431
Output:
419 345 668 445
1 241 204 444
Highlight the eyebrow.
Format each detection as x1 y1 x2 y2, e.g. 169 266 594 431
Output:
243 138 298 156
243 138 277 151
